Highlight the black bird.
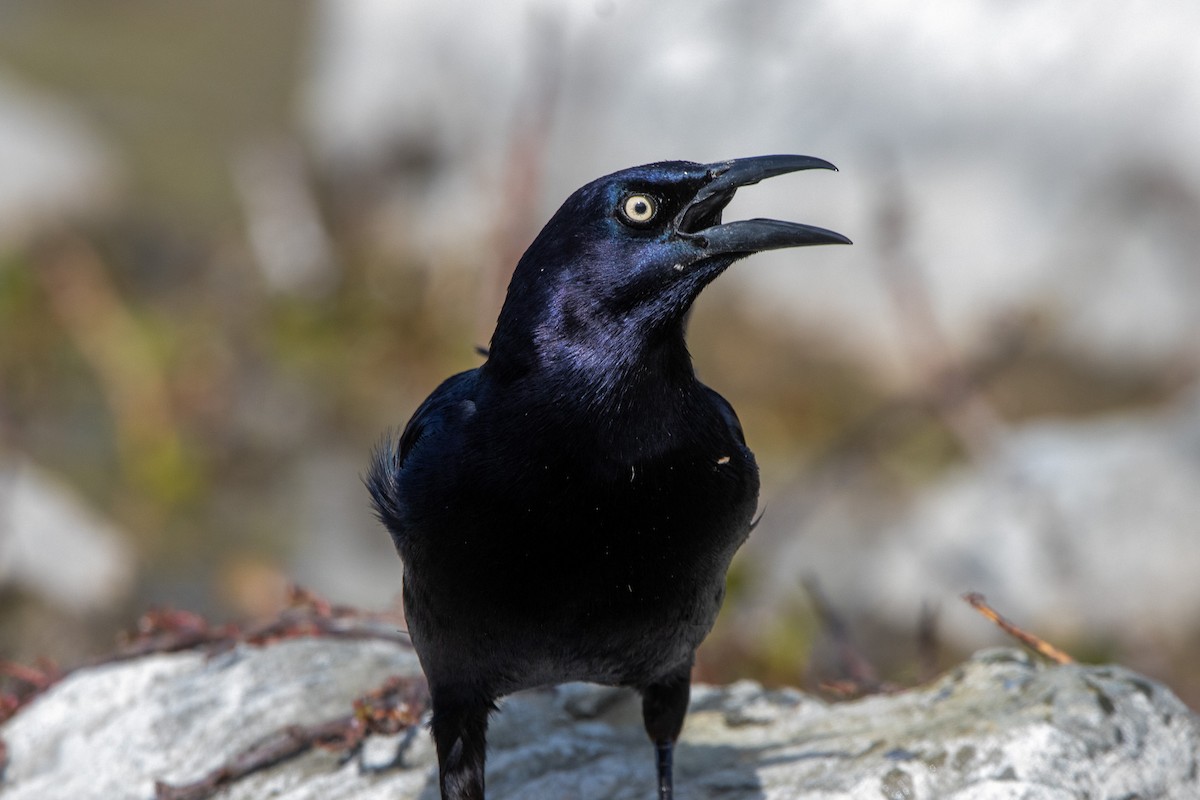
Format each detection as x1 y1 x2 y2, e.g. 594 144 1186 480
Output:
368 155 849 800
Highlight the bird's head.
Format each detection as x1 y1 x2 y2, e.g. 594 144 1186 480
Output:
490 155 850 380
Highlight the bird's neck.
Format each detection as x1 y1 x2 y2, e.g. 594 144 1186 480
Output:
484 320 704 445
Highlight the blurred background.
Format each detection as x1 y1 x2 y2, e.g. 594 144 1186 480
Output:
2 0 1199 706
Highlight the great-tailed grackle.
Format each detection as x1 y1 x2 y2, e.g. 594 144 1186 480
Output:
368 155 849 799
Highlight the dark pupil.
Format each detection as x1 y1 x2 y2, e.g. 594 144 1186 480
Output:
632 200 649 216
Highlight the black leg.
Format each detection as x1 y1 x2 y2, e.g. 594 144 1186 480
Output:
653 739 675 800
642 665 692 800
429 687 491 800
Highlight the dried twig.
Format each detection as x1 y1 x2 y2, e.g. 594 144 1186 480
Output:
963 592 1074 665
0 659 60 691
153 676 426 800
0 585 409 726
239 585 409 648
0 659 64 728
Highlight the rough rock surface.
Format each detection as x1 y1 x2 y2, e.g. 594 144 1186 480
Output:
2 640 1196 800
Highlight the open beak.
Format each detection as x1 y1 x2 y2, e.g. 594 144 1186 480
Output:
676 154 852 256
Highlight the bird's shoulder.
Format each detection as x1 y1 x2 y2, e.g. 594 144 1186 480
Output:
700 383 747 447
397 369 479 464
367 368 478 530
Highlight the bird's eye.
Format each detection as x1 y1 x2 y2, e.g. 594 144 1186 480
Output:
620 194 658 225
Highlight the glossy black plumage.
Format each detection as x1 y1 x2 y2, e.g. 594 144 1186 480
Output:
368 155 849 800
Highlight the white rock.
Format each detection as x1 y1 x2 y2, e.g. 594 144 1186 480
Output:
2 640 1196 799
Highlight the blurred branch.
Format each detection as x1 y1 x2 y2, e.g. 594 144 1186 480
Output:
32 234 192 504
874 173 1005 460
479 11 565 345
802 575 892 696
806 315 1028 479
916 600 941 684
232 138 339 299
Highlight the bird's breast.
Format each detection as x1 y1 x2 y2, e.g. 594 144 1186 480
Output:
397 401 759 691
421 424 757 598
